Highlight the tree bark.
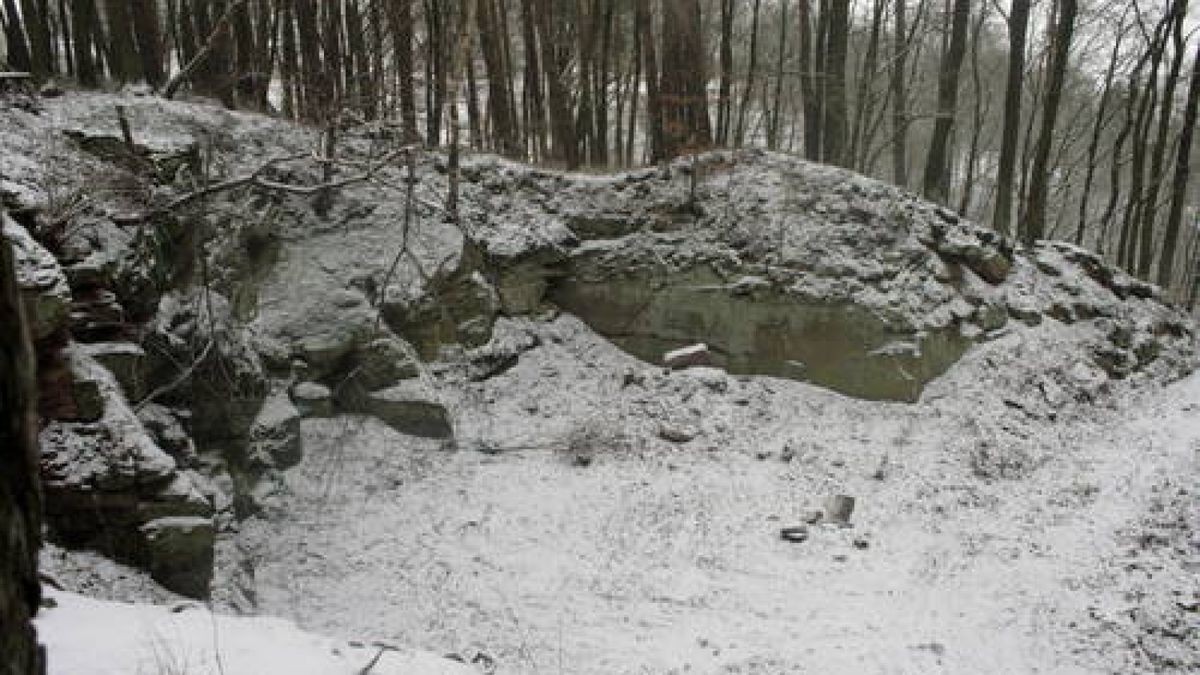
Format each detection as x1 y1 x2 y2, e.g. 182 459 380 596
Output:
716 0 733 146
69 0 97 86
921 0 970 204
1157 37 1200 290
1138 0 1188 278
820 0 849 166
889 0 908 185
0 215 44 675
1023 0 1079 245
1075 14 1126 247
130 0 166 88
734 0 761 148
659 0 711 160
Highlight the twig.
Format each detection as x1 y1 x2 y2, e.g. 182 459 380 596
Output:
133 338 215 412
374 151 419 333
123 148 414 223
356 644 400 675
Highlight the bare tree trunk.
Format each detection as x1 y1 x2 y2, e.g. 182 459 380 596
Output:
447 0 476 219
1157 37 1200 290
0 217 44 675
889 0 909 186
921 0 969 204
478 0 520 156
1023 0 1079 245
850 0 884 171
1118 15 1173 270
1075 14 1127 246
768 0 788 150
990 0 1029 235
2 0 33 73
958 4 988 217
102 0 140 82
70 0 98 86
659 0 711 160
734 0 761 148
128 0 166 87
519 0 545 160
18 0 52 78
536 0 579 167
716 0 733 146
637 0 662 162
820 0 849 165
279 0 298 118
1138 1 1188 278
389 0 417 143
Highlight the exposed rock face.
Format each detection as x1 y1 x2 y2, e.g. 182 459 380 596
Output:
246 388 302 470
0 224 46 675
137 516 216 599
38 347 215 598
3 213 69 342
362 380 454 439
533 154 1193 401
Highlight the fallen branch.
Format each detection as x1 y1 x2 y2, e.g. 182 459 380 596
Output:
121 147 414 223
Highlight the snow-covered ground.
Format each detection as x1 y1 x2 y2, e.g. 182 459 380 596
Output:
5 91 1196 675
229 317 1200 675
36 588 474 675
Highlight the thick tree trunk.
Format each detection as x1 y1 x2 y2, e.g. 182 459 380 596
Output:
477 0 520 157
130 0 166 88
2 0 33 73
69 0 97 86
659 0 711 160
519 0 545 160
734 0 761 148
389 0 417 143
921 0 970 205
820 0 849 165
0 216 45 675
1023 0 1079 245
716 0 733 146
536 0 579 167
768 0 788 150
18 0 52 77
102 0 141 82
1157 38 1200 290
1138 1 1188 278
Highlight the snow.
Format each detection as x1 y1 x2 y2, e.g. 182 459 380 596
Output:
6 91 1198 674
232 317 1199 674
36 588 474 675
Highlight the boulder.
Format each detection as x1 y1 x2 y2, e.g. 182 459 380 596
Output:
137 516 215 599
363 380 453 439
290 381 334 418
80 342 148 401
351 336 419 392
246 389 302 469
136 404 198 466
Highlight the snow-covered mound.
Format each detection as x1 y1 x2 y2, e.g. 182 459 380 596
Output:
36 588 473 675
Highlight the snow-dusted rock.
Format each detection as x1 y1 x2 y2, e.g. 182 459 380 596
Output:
138 516 215 599
246 388 303 469
362 380 453 439
290 381 333 417
2 212 70 339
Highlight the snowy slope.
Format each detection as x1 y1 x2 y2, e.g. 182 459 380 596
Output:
237 317 1199 675
36 588 475 675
